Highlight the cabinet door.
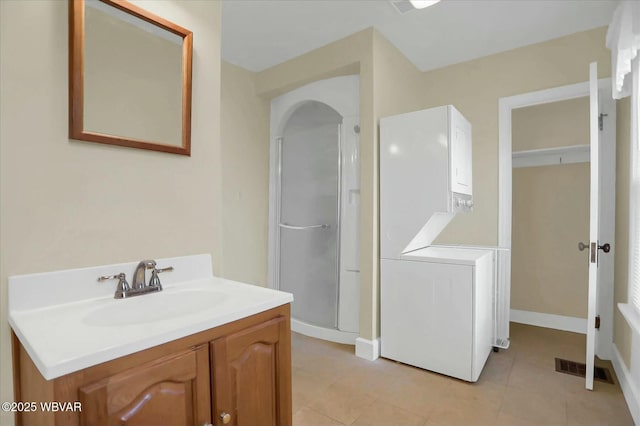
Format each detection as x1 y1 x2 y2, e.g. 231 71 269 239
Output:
79 345 211 426
211 316 292 426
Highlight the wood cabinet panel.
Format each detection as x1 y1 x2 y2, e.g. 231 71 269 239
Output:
212 316 291 426
78 345 210 426
12 305 291 426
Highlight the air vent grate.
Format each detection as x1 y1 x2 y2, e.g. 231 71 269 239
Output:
554 358 614 384
389 0 415 14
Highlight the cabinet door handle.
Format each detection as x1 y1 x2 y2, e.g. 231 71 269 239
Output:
220 412 231 424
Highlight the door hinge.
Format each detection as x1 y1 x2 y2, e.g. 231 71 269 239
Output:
595 315 600 330
599 113 608 131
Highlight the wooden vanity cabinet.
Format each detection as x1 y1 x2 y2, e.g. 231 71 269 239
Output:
212 316 290 426
79 345 210 426
12 305 292 426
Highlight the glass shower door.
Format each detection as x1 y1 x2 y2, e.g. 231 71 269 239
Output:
279 101 341 329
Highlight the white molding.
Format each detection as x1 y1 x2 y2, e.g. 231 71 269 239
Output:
498 98 513 249
510 309 587 334
495 249 511 348
291 319 358 345
619 303 640 337
611 344 640 426
512 144 590 168
596 86 617 360
355 337 380 361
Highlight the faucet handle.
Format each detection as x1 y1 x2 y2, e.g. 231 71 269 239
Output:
98 274 121 281
149 266 172 290
98 273 131 299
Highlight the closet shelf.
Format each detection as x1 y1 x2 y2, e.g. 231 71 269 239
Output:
512 144 589 168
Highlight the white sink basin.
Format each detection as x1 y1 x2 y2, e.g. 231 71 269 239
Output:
9 254 293 380
83 289 228 326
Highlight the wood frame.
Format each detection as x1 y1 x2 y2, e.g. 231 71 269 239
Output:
69 0 193 155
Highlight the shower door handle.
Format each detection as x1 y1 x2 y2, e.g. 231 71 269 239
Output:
279 223 330 230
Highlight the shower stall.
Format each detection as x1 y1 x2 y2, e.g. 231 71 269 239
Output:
268 76 360 344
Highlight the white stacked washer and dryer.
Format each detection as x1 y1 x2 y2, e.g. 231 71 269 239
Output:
379 105 494 382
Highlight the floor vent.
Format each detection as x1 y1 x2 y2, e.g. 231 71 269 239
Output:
554 358 615 384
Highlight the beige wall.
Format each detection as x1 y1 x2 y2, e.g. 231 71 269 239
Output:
220 62 270 286
425 27 610 246
512 97 590 151
614 97 632 369
511 164 590 317
84 5 183 146
0 2 221 425
256 29 370 99
510 99 590 318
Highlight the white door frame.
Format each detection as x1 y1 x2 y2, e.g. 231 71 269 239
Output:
498 78 616 359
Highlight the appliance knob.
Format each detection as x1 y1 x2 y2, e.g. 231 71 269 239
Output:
465 200 474 208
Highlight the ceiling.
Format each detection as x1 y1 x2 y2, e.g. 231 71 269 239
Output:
220 0 617 73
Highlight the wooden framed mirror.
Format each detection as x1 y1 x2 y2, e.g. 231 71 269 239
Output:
69 0 193 155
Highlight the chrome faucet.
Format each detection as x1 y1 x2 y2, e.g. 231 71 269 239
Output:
98 259 173 299
133 259 157 289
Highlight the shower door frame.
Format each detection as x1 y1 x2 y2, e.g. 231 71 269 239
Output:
267 75 360 339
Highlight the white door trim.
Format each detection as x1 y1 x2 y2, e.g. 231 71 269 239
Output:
586 62 600 390
498 77 615 360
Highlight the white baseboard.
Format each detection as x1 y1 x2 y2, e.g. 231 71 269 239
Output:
355 337 380 361
510 309 587 334
611 344 640 426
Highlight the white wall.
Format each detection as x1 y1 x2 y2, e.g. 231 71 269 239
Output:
0 2 221 425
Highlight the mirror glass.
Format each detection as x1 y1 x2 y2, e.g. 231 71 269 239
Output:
70 0 192 155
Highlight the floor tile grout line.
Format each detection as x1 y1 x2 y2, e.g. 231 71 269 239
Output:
300 405 348 426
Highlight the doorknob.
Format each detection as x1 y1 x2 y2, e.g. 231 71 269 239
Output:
598 243 611 253
579 241 611 254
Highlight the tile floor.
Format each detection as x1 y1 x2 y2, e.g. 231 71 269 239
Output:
291 323 634 426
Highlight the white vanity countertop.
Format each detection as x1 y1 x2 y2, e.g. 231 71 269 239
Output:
8 254 293 380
